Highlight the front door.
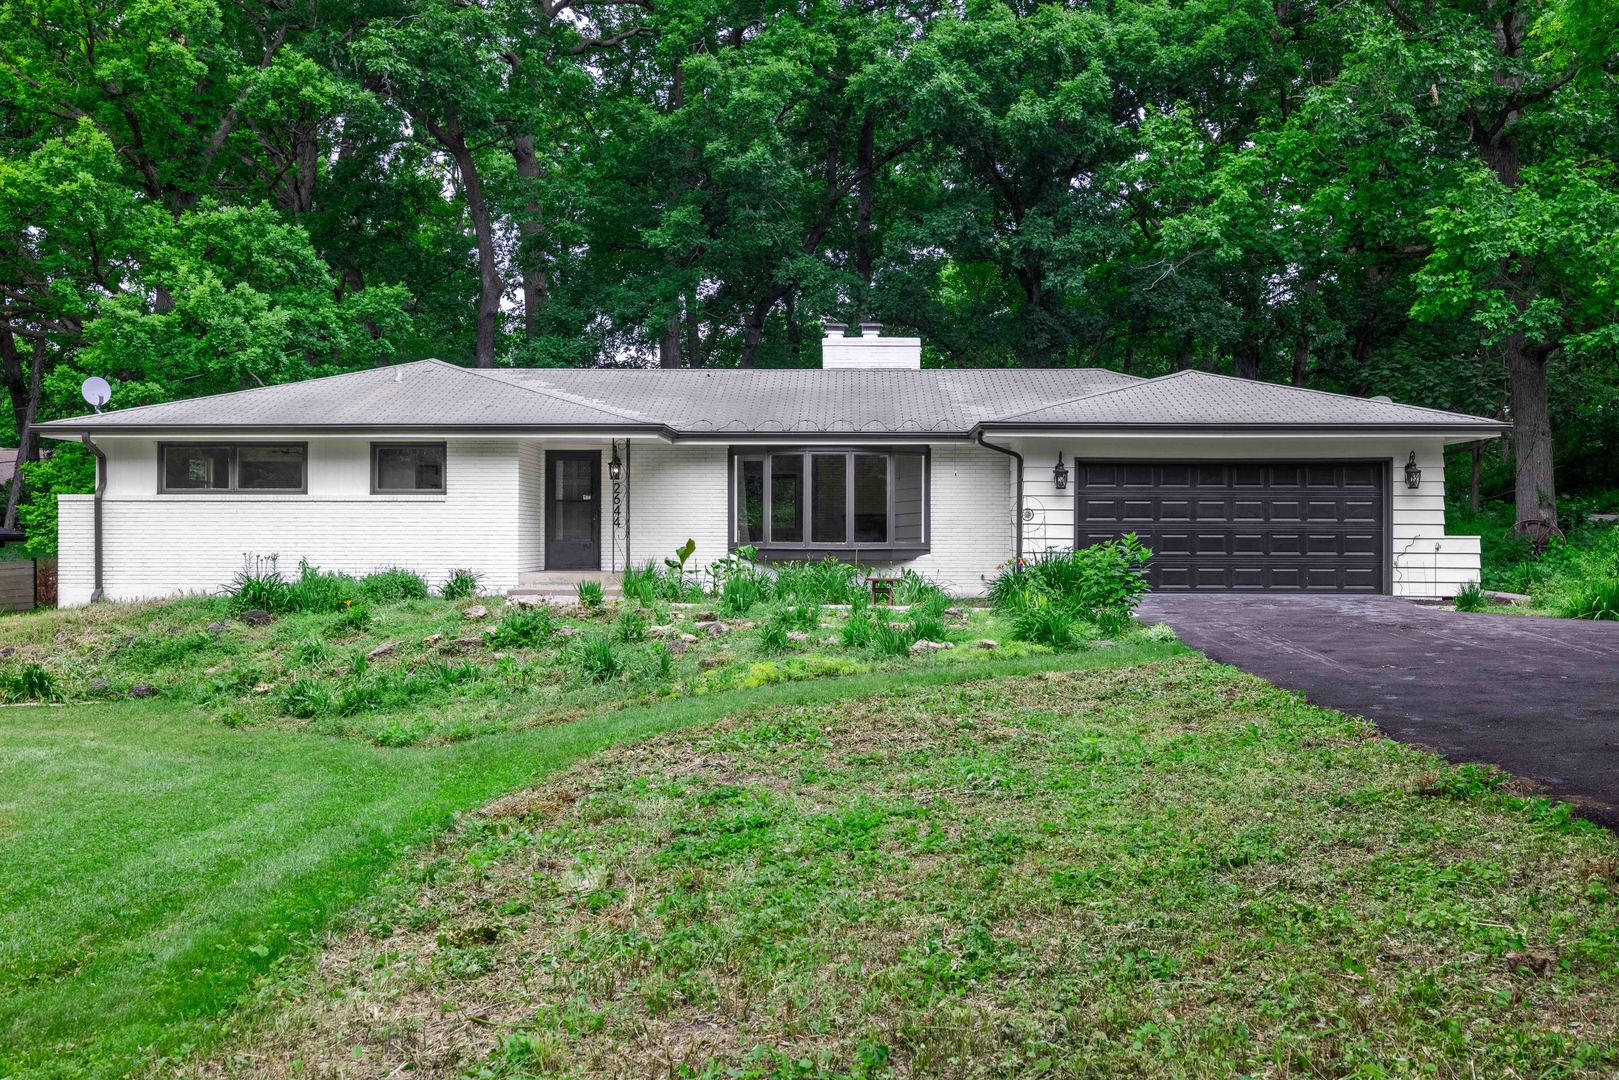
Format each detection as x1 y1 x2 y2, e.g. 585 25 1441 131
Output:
545 450 601 570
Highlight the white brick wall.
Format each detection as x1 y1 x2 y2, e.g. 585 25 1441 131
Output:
622 441 730 577
1006 435 1480 598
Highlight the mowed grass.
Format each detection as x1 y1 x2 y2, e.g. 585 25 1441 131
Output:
195 659 1619 1079
0 648 1152 1080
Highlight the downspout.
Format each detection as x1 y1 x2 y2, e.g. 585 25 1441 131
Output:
974 431 1023 559
81 434 106 603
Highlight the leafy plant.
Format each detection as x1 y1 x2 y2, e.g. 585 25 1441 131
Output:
572 634 623 682
0 663 61 703
719 573 766 616
330 602 372 635
1009 594 1093 649
840 612 876 649
908 611 948 644
772 557 863 604
279 678 332 719
988 537 1151 638
1453 581 1489 612
359 568 429 605
289 559 362 614
439 568 481 600
487 607 555 648
225 555 293 614
893 569 948 607
1561 576 1619 621
758 622 790 654
576 580 606 609
292 637 332 667
775 604 820 631
867 620 917 658
615 606 648 643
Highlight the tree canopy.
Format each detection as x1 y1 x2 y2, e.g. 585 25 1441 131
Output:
3 0 1617 544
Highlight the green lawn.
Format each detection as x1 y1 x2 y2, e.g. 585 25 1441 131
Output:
190 659 1619 1080
0 646 1140 1079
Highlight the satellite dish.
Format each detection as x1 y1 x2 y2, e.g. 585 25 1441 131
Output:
81 376 112 413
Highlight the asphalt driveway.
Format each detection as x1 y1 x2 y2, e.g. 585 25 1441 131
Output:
1139 594 1619 827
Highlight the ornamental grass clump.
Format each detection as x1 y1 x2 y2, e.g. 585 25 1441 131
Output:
359 568 430 605
575 580 606 610
772 557 863 605
573 634 623 682
488 606 556 648
439 568 481 600
1453 581 1489 613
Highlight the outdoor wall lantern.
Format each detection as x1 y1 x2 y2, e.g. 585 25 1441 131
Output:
1404 451 1422 490
1052 452 1070 491
608 444 623 481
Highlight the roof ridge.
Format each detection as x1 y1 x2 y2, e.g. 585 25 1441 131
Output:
423 360 655 424
989 369 1192 422
38 359 454 429
1165 368 1505 424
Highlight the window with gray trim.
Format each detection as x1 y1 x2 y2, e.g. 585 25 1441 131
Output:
159 443 306 492
733 449 927 552
372 442 446 493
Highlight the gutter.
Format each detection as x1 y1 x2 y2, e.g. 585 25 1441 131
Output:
81 434 107 603
974 431 1024 559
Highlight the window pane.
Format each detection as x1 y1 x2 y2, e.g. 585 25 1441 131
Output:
164 446 231 490
894 454 925 544
853 454 887 544
376 445 445 491
737 457 765 544
237 445 305 490
770 455 804 543
811 454 847 544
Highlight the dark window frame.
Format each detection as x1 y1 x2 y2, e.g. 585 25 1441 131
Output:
157 442 308 494
728 446 930 559
370 441 448 494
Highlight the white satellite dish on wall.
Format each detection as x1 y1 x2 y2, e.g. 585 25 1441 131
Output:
81 376 111 413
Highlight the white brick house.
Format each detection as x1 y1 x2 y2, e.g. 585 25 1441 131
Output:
39 329 1505 606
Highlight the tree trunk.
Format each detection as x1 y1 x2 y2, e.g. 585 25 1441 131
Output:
1469 441 1483 512
1232 337 1261 380
658 306 681 368
1505 335 1556 530
510 133 550 341
430 106 500 367
684 287 701 368
1 328 45 531
739 284 791 368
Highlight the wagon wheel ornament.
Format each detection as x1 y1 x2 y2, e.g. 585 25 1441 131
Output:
1021 496 1050 550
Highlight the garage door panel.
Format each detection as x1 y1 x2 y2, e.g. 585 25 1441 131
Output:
1075 460 1386 593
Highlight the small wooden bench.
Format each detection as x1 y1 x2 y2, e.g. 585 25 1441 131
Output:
867 575 902 605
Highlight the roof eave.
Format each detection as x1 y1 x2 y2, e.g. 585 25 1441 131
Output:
974 422 1511 437
36 422 679 439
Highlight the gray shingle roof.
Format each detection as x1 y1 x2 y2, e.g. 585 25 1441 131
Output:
983 370 1508 431
35 359 1506 437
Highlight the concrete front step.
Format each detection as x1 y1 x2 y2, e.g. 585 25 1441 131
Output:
510 570 622 601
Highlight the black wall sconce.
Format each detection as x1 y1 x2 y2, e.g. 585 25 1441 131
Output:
608 444 623 481
1053 452 1069 491
1404 451 1422 490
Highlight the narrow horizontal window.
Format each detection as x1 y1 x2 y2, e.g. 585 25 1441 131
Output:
732 448 928 554
159 444 306 493
373 443 447 493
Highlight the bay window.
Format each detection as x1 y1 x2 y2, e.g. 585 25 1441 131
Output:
732 448 928 555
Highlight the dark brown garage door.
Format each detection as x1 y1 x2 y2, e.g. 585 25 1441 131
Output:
1075 461 1387 592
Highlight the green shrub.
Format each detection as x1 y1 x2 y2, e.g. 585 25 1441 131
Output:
772 557 862 604
1009 595 1093 649
1561 576 1619 620
359 568 429 604
225 555 294 614
1453 581 1489 612
439 568 481 600
758 622 790 654
0 663 61 703
719 573 765 616
488 607 555 648
330 602 372 635
615 606 648 643
572 634 623 682
988 537 1151 637
576 580 606 610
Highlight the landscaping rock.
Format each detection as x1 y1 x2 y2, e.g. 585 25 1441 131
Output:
1484 590 1531 606
422 633 444 646
974 638 1000 650
441 636 484 654
677 632 699 643
0 646 15 659
127 683 157 698
786 630 812 644
943 607 968 622
695 620 731 636
555 625 582 638
205 622 229 635
667 640 690 657
462 604 490 621
252 682 274 695
694 610 719 622
909 639 954 655
366 641 398 661
647 624 678 638
698 656 727 671
239 609 273 627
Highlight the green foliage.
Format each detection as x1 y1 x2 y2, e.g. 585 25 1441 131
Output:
1453 582 1489 613
330 603 372 635
757 622 790 655
575 581 605 610
719 573 767 617
572 635 623 682
0 662 61 703
614 606 648 643
866 620 916 658
772 558 863 605
840 612 876 649
1009 595 1095 650
622 562 702 604
13 445 96 557
1561 577 1619 621
359 569 430 605
487 607 556 648
893 570 949 607
990 538 1152 638
225 556 294 614
439 569 481 601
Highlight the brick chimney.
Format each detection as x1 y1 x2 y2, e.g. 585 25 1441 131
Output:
820 321 921 369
